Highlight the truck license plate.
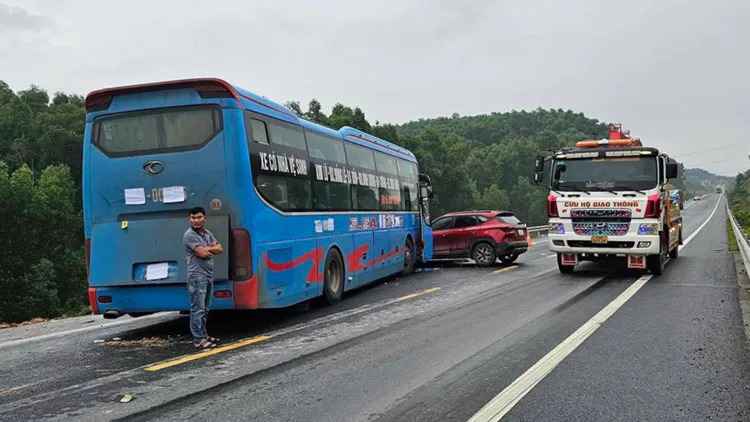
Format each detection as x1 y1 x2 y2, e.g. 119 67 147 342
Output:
591 235 608 244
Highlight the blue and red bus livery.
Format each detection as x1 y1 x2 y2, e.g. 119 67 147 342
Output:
82 78 433 318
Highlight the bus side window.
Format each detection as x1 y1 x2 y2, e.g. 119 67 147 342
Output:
396 159 419 212
250 119 269 145
374 151 401 211
345 142 380 211
243 111 269 145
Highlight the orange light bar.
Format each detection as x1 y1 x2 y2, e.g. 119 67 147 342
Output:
576 139 635 148
576 140 600 148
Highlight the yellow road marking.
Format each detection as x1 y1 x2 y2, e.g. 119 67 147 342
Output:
0 384 30 396
396 287 441 302
493 266 518 274
144 335 271 372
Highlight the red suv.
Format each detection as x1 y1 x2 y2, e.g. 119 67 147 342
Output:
431 210 529 267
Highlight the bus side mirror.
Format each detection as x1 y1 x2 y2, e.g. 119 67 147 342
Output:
534 172 544 184
419 173 434 199
666 163 678 179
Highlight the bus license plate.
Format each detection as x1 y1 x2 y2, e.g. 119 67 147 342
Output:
591 235 608 244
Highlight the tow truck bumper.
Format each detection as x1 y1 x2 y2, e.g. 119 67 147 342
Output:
548 234 661 256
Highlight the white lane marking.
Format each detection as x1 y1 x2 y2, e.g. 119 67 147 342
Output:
467 274 653 422
468 195 721 422
679 195 721 250
0 312 179 349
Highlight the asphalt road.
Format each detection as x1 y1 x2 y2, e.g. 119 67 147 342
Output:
1 194 748 421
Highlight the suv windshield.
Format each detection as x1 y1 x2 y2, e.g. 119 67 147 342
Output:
552 156 657 191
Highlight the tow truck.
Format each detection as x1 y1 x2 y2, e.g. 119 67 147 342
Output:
533 123 682 275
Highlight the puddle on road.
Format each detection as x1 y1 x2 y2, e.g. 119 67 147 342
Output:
102 336 175 347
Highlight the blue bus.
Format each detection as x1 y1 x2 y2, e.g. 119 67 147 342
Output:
82 78 434 318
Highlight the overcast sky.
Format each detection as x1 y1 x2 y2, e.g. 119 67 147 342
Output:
2 0 749 175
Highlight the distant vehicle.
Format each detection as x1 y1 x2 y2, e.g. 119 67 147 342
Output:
694 195 702 201
715 187 722 194
431 211 529 266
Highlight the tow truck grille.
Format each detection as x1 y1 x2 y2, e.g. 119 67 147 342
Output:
573 222 629 236
568 240 635 248
571 209 632 218
571 208 632 236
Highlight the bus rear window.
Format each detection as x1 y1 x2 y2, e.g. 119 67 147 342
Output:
93 105 222 156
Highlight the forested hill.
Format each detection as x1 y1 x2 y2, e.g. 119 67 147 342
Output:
397 108 609 148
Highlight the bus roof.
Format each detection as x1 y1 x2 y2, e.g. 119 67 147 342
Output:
84 77 416 162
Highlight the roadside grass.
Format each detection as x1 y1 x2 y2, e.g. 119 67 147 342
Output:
727 219 739 252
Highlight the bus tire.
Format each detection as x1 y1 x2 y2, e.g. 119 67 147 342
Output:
322 249 345 305
401 238 415 276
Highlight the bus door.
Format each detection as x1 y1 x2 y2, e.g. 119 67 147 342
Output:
418 174 434 261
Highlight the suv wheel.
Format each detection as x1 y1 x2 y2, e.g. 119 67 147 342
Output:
472 242 496 267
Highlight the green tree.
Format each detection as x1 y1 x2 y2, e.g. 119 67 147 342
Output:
0 162 84 323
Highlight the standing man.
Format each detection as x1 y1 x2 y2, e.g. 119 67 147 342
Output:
184 207 223 349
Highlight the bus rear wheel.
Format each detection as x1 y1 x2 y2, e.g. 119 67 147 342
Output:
323 249 344 305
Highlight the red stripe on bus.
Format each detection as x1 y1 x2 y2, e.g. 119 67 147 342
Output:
264 249 324 283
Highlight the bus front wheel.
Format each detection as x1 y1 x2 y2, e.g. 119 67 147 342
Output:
323 249 345 305
401 239 415 276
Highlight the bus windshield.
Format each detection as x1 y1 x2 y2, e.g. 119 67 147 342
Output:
552 156 658 191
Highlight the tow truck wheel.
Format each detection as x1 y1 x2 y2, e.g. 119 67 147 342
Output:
648 238 667 276
669 229 681 259
557 254 575 274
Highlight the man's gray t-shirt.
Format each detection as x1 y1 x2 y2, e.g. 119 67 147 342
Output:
183 228 216 280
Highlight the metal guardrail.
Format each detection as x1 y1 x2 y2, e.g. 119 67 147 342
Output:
727 205 750 277
527 225 548 238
